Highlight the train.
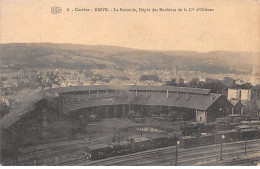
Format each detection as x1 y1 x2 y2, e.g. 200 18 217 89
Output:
85 134 176 160
84 126 260 160
179 125 260 148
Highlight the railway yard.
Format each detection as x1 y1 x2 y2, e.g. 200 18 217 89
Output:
1 86 260 166
2 118 178 165
83 139 260 166
4 137 260 166
2 118 260 166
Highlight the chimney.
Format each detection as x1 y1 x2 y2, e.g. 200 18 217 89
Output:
166 90 169 99
88 90 91 99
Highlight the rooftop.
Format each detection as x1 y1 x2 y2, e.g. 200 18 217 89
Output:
0 85 222 129
230 99 241 106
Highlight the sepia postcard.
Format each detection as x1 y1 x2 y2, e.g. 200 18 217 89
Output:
0 0 259 166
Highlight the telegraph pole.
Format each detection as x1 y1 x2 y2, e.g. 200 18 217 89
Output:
245 139 247 156
175 141 180 166
220 135 225 161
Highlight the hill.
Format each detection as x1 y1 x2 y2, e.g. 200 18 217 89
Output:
0 43 258 74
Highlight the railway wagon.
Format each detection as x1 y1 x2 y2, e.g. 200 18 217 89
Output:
179 136 199 148
148 135 170 149
130 137 151 152
214 129 240 143
240 128 259 140
199 133 215 146
85 144 111 160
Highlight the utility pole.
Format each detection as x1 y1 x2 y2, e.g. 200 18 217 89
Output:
220 141 223 160
220 135 225 161
175 141 180 166
245 139 247 156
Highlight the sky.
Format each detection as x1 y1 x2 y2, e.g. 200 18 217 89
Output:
0 0 259 52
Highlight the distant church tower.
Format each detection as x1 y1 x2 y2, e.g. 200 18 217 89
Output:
251 64 260 85
173 64 178 76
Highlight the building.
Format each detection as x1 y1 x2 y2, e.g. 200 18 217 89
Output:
230 99 244 115
0 85 233 158
0 85 233 131
227 89 252 102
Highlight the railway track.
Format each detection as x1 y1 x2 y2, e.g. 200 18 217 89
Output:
82 139 260 166
135 145 259 166
5 138 260 166
93 145 259 166
218 156 260 166
4 135 117 165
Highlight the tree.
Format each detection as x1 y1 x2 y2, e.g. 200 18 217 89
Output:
222 77 235 88
178 78 186 87
241 82 253 89
139 75 162 83
202 80 226 94
165 78 178 86
189 78 200 88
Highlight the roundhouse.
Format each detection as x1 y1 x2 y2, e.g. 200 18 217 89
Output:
0 85 232 160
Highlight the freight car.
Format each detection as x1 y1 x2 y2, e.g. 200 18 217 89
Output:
240 128 259 140
130 137 151 152
84 128 260 161
214 129 240 143
179 136 199 148
199 133 215 146
85 144 111 160
148 135 170 148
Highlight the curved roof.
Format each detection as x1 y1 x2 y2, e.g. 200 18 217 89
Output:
62 92 221 115
0 85 216 129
